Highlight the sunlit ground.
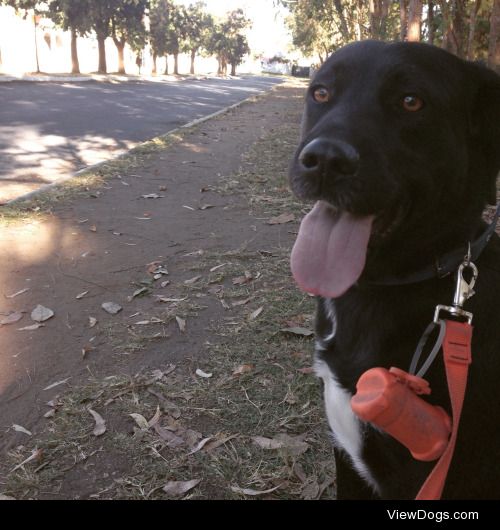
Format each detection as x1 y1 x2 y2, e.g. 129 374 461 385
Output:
0 127 134 203
0 216 83 394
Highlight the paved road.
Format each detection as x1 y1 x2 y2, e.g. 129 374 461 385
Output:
0 75 283 202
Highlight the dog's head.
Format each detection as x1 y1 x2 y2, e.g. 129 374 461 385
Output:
290 40 500 298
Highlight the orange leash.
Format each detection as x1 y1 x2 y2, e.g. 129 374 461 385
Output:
415 320 472 500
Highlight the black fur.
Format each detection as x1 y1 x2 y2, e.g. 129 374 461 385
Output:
289 41 500 499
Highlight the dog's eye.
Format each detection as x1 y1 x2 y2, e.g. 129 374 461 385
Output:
402 95 424 112
312 87 330 103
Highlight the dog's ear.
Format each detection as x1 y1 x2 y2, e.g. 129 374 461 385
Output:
468 62 500 205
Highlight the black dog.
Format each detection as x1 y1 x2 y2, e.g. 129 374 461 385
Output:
289 40 500 499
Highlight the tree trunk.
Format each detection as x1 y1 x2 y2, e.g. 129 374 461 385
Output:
113 37 126 74
164 56 169 75
33 11 41 73
440 0 467 57
152 53 157 75
489 0 500 71
97 34 107 74
355 0 364 40
467 0 481 60
407 0 423 41
174 53 179 75
427 0 435 44
400 0 408 41
333 0 350 41
369 0 389 39
230 62 236 76
190 49 196 75
70 28 80 74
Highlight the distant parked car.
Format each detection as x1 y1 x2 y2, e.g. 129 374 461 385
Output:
291 65 310 78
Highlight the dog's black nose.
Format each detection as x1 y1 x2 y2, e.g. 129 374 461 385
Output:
298 138 359 178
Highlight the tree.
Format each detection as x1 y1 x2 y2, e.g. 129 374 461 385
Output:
407 0 423 41
165 2 185 75
46 0 92 74
149 0 170 74
369 0 390 39
206 9 251 76
489 0 500 69
181 2 212 75
110 0 148 74
227 33 250 75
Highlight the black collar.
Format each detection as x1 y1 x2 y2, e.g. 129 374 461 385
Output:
367 204 500 286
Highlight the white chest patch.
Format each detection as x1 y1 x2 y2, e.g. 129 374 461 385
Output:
315 358 380 494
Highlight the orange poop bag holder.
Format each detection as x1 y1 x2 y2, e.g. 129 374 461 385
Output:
351 367 452 462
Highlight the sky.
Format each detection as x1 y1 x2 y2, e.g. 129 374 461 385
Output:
177 0 292 57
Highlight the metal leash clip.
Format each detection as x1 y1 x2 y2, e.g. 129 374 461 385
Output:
434 244 478 325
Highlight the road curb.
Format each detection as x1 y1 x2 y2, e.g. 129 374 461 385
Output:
4 82 285 206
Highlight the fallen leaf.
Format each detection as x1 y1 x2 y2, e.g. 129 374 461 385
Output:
249 307 263 321
301 480 320 500
128 287 148 301
232 272 253 285
156 296 188 303
88 409 106 436
184 275 202 285
267 213 295 225
154 425 184 447
5 288 30 299
43 378 71 391
158 185 167 191
44 409 56 419
209 263 229 272
76 291 89 299
0 312 24 325
101 302 122 315
252 434 309 456
88 317 97 328
18 323 44 331
176 316 186 333
230 484 281 496
0 494 16 500
31 305 54 323
203 433 239 452
297 367 315 375
89 225 97 232
195 368 212 378
182 205 195 211
82 344 94 359
280 327 314 337
147 406 161 428
232 364 254 376
130 413 149 430
231 297 251 307
198 204 214 210
141 193 164 199
162 479 201 498
187 436 213 455
12 424 32 436
252 436 283 450
146 261 163 274
160 281 170 288
9 449 43 474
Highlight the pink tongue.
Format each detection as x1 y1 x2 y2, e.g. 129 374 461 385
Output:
291 201 374 298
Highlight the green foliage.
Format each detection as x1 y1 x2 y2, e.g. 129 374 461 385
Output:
181 2 213 55
279 0 497 65
205 8 251 74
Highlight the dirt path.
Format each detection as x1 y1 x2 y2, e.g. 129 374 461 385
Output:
0 82 338 500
